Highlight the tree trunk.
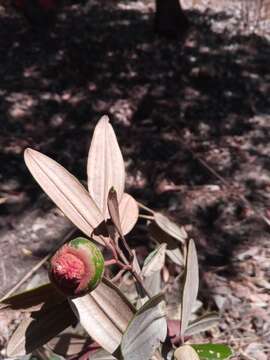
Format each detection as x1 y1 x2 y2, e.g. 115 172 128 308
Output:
155 0 189 38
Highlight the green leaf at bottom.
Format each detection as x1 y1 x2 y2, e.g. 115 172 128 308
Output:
192 344 233 360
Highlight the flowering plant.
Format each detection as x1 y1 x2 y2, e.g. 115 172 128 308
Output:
1 116 233 360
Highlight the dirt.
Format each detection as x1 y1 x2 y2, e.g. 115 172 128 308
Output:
0 0 270 358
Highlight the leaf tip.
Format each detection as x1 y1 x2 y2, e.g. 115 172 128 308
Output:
24 148 39 164
99 114 110 125
24 147 32 159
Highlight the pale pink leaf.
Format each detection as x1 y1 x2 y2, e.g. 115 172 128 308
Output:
180 239 199 336
120 294 167 360
24 149 104 245
91 349 117 359
87 116 125 218
185 313 219 336
69 278 135 354
119 193 139 235
107 187 123 237
142 244 167 278
154 213 187 244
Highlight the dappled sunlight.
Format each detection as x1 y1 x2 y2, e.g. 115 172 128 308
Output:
0 2 270 356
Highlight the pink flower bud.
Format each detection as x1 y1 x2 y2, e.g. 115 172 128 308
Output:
49 237 104 297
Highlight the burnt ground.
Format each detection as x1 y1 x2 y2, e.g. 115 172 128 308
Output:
0 0 270 358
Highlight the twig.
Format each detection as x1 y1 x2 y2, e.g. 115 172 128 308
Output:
114 237 151 298
0 228 76 302
129 268 150 297
111 268 126 283
137 201 155 215
139 214 154 220
106 192 151 299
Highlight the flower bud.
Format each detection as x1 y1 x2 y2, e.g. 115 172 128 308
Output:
49 237 104 297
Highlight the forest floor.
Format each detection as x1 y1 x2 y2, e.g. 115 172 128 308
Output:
0 0 270 359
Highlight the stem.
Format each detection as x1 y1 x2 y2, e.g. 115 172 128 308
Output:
111 269 126 283
104 214 151 300
105 259 118 266
137 201 155 215
179 335 185 346
112 239 151 299
113 235 130 265
132 270 151 299
139 214 154 220
102 234 119 261
119 234 134 261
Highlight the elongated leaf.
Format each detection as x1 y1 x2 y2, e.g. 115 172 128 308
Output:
24 149 104 245
180 239 199 336
0 283 65 312
132 250 141 275
166 248 184 266
119 193 139 235
142 244 167 278
87 116 125 218
70 278 135 354
7 301 76 357
154 213 187 244
148 223 184 266
191 344 233 360
91 349 117 360
138 271 162 308
120 294 167 360
47 333 91 357
185 313 219 336
137 245 166 306
107 187 123 237
174 345 200 360
144 271 161 299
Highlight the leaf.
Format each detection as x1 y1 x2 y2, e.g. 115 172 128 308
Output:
180 239 199 337
47 333 91 357
132 250 141 275
174 345 200 360
185 313 219 336
69 278 135 354
24 149 104 245
154 213 187 244
120 294 167 360
34 347 64 360
191 344 233 360
7 301 77 357
91 349 117 360
166 248 184 267
142 244 167 278
87 116 125 218
119 193 139 235
148 223 184 266
137 245 166 306
0 283 65 312
107 187 123 237
143 272 161 299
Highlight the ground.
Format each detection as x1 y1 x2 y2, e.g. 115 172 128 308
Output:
0 0 270 359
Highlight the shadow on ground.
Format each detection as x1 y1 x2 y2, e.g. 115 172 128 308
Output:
1 0 270 285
